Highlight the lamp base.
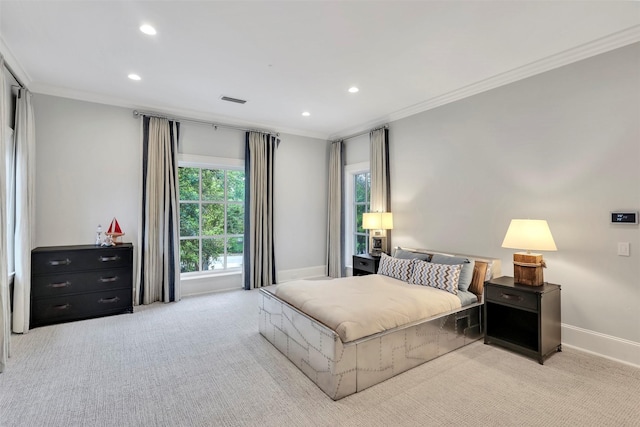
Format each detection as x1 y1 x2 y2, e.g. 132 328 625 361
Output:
513 252 544 286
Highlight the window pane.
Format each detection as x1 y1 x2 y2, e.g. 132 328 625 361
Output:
202 238 224 271
179 167 199 201
355 173 367 203
227 237 243 268
356 204 367 233
180 203 199 237
227 204 244 234
355 235 368 255
202 203 224 236
202 169 224 201
180 239 199 273
227 170 245 202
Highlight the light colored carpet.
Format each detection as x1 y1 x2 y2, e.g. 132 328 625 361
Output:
1 288 638 427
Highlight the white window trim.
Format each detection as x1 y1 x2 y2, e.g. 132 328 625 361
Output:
178 154 244 278
344 161 369 269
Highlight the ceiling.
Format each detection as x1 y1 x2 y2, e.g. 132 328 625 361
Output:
1 1 639 139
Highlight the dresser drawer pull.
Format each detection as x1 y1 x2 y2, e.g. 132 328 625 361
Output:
99 276 119 283
358 261 369 266
48 258 71 266
500 292 523 302
98 296 120 304
48 281 71 288
99 255 121 262
53 303 71 311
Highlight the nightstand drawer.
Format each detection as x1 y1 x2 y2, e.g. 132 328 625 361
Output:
485 286 538 311
352 254 381 276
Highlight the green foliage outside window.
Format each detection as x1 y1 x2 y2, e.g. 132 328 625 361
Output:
354 172 370 255
179 167 245 273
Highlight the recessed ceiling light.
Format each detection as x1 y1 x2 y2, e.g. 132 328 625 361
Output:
348 86 359 93
128 74 141 81
140 24 157 35
302 111 310 117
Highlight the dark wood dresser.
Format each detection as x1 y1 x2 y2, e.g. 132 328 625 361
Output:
31 243 133 328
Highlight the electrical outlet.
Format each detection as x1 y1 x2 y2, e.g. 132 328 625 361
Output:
617 242 630 257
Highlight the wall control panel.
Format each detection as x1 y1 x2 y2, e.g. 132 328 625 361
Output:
610 212 638 224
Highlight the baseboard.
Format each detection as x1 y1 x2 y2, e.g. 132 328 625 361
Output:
562 323 640 368
277 265 327 283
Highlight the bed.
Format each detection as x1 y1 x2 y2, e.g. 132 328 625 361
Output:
258 248 501 400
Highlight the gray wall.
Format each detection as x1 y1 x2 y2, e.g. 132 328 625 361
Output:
389 43 639 356
32 95 329 289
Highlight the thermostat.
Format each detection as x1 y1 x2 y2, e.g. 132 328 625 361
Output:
611 211 638 224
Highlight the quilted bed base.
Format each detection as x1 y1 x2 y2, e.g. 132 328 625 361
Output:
259 288 483 400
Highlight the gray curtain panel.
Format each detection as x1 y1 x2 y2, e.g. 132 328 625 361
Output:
12 88 36 333
369 128 391 252
243 131 278 290
0 57 10 371
137 116 180 304
327 140 344 278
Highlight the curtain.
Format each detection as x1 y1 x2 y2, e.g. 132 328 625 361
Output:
137 116 180 304
370 128 391 251
326 140 344 278
0 57 10 371
243 131 278 290
11 88 35 333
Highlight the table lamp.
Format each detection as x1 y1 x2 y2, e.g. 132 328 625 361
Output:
363 212 393 256
501 219 557 286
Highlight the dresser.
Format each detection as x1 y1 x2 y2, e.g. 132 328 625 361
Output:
31 244 134 328
484 276 561 364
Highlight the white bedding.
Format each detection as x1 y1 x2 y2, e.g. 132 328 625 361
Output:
272 274 462 343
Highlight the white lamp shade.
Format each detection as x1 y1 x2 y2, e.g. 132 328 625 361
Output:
501 219 557 252
363 212 393 230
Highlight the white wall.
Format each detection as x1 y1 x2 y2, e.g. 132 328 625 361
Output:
32 95 330 292
389 43 640 364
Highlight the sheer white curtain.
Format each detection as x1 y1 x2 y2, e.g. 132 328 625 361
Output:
370 128 391 251
12 88 35 333
243 131 279 289
0 57 10 372
327 140 344 278
136 116 180 304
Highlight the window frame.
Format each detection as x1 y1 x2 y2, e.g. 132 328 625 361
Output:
177 154 244 277
344 161 370 268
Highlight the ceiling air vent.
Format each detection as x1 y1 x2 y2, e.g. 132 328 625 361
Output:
220 96 247 104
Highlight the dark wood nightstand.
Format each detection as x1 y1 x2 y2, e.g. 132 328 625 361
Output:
352 254 380 276
484 276 561 364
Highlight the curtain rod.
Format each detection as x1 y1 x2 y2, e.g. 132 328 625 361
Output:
132 109 279 136
332 124 388 143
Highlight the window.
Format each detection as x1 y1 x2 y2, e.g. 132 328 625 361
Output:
178 166 245 274
353 171 371 255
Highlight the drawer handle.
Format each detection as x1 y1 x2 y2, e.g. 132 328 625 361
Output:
99 276 119 283
98 296 120 304
359 261 368 266
99 255 121 262
48 281 71 288
48 258 71 266
500 292 523 302
53 303 71 311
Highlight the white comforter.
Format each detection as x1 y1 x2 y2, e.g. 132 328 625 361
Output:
273 274 462 343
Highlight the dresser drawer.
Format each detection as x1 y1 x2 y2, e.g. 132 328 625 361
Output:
485 285 538 311
31 267 132 298
32 246 132 275
31 288 132 327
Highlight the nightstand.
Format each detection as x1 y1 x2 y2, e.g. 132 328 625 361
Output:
352 254 380 276
484 276 561 364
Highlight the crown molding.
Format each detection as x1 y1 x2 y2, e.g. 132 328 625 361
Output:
385 25 640 125
0 35 32 86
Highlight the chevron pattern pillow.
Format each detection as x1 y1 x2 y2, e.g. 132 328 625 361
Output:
409 260 462 294
377 253 415 282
